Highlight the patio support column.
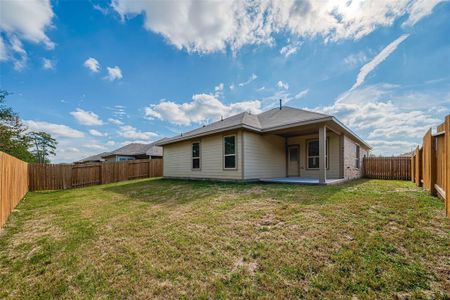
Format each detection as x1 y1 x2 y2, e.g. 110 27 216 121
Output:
319 125 327 184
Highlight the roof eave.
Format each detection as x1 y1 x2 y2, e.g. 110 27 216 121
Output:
156 124 261 146
330 117 372 150
261 116 333 132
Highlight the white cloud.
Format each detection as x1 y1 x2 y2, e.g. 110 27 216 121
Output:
403 0 445 26
84 144 107 150
108 118 124 125
277 80 289 90
214 82 224 97
0 0 54 69
84 57 100 73
351 34 409 91
280 42 301 58
105 66 123 81
106 140 116 146
215 83 224 92
42 58 55 70
144 93 262 126
344 51 368 68
70 108 104 126
315 84 446 155
229 84 235 90
24 120 85 138
0 37 7 61
294 89 309 99
238 73 258 87
112 0 440 53
118 125 158 140
89 129 107 137
107 105 128 119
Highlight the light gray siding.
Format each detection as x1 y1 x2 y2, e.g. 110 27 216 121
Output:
163 131 242 180
243 131 286 180
287 132 341 179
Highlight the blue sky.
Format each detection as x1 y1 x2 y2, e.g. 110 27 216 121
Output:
1 0 449 162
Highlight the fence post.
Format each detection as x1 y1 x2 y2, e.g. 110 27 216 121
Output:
445 115 450 216
429 130 437 196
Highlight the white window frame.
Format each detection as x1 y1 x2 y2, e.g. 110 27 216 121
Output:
306 139 329 169
192 142 201 170
223 134 237 170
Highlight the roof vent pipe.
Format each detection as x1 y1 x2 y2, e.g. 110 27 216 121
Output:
279 99 282 110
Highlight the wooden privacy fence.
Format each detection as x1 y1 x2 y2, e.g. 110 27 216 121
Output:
0 152 29 227
0 153 163 227
411 115 450 216
29 159 163 191
363 156 411 180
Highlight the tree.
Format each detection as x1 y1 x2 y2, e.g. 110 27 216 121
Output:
0 90 35 162
29 132 57 163
0 90 57 163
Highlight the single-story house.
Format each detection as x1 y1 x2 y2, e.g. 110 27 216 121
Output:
75 142 163 164
75 152 109 164
156 106 371 184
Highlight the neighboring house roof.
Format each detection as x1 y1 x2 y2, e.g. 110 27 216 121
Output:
75 152 109 163
75 142 163 163
157 106 371 149
102 142 163 158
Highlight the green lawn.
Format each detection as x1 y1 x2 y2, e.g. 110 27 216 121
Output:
0 179 449 299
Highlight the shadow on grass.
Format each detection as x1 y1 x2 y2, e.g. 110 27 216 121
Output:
102 177 372 207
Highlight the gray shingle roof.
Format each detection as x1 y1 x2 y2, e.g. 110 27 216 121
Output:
76 152 109 163
158 106 332 145
103 142 163 157
75 142 163 163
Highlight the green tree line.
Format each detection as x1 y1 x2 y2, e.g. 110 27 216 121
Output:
0 90 57 163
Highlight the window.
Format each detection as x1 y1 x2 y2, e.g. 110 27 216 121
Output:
355 145 360 169
117 156 135 161
192 142 200 169
307 139 329 169
224 135 236 169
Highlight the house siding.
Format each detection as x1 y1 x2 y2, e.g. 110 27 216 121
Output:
243 131 286 180
163 131 242 180
287 132 341 179
343 136 369 180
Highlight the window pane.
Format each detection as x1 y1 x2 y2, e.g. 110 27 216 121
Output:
308 157 319 169
192 158 200 169
225 155 236 168
192 143 200 157
308 141 319 156
224 136 236 155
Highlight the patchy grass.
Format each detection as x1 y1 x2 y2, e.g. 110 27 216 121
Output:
0 179 449 299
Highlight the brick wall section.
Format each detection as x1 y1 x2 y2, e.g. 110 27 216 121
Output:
343 136 368 180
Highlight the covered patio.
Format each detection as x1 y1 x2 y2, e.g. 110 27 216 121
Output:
259 177 346 185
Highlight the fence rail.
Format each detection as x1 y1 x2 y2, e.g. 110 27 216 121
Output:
363 156 411 180
0 152 29 227
28 159 163 191
411 115 449 216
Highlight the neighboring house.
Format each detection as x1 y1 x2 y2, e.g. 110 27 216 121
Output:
75 152 109 164
102 142 163 162
156 106 371 184
75 142 163 164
